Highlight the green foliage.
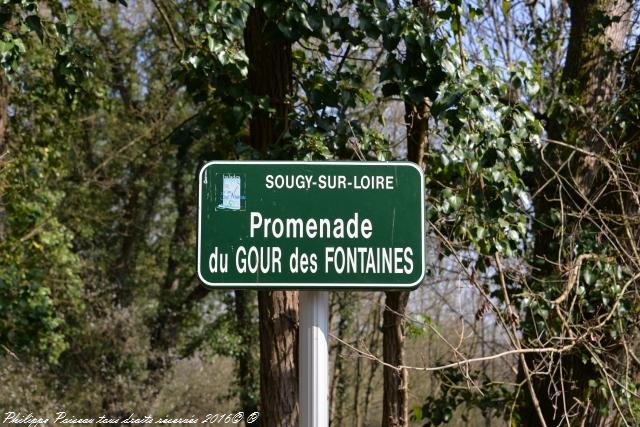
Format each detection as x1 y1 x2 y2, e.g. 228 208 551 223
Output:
406 313 433 339
0 142 83 364
361 0 447 103
0 0 40 74
52 10 101 105
428 64 542 260
412 369 512 426
183 0 251 107
1 0 638 424
0 0 87 88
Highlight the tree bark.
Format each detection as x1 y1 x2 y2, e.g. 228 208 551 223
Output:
404 98 429 168
244 5 298 426
244 5 291 156
560 0 632 193
562 0 630 109
257 290 299 427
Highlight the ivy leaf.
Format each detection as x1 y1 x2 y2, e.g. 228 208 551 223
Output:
527 81 540 96
448 194 463 210
508 146 521 162
25 15 43 41
583 268 595 285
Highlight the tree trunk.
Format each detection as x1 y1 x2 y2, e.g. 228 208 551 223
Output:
404 100 429 168
522 1 632 425
257 290 299 426
148 139 197 375
234 290 259 417
362 293 383 427
244 5 291 155
244 5 298 426
382 66 429 427
0 71 9 242
560 0 632 193
0 71 9 156
353 355 362 427
382 291 411 427
112 166 160 306
562 0 630 108
329 292 354 426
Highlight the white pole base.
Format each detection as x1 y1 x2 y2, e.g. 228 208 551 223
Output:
299 291 329 427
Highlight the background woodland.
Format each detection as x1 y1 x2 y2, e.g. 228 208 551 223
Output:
1 0 640 426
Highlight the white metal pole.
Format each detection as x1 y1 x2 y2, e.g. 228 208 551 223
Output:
299 290 329 427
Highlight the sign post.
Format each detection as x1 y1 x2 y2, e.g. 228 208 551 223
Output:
299 290 329 427
197 161 424 426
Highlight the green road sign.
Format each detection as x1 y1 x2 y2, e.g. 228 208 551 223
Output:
197 161 424 289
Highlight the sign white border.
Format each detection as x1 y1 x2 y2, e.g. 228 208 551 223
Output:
197 161 425 290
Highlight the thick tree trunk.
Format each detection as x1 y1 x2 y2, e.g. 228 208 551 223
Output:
244 5 291 155
560 0 632 193
244 5 298 426
257 290 299 426
562 0 630 108
522 1 632 425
